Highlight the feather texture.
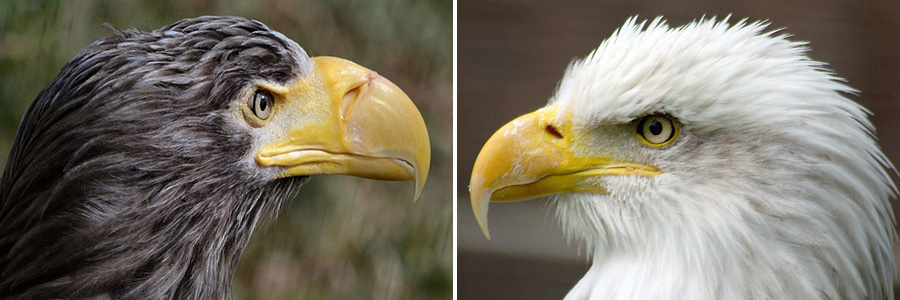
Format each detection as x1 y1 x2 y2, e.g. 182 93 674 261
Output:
0 16 309 299
549 17 895 299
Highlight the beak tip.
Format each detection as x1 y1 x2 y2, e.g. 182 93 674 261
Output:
412 153 429 202
477 214 491 240
481 225 492 240
472 190 492 240
412 178 425 202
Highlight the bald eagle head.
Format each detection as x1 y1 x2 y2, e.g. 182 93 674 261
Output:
471 17 895 299
0 16 429 299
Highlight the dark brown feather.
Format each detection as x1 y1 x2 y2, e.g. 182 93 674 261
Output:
0 16 309 299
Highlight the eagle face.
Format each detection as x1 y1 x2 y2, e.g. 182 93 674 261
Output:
0 16 429 299
471 17 894 299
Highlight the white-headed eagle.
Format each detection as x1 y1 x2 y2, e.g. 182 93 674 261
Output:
471 17 895 299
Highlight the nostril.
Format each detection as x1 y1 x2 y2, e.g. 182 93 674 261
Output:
545 124 563 139
341 86 361 119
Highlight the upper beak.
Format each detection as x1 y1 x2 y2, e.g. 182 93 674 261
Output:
469 106 660 239
256 56 430 200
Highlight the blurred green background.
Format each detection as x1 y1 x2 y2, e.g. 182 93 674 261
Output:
0 0 452 299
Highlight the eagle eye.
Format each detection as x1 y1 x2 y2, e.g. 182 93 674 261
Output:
248 90 274 120
636 115 678 147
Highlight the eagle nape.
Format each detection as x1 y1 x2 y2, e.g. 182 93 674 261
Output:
0 16 429 299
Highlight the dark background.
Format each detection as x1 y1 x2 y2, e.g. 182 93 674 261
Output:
458 1 900 299
0 1 451 299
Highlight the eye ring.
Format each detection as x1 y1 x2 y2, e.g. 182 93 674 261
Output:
248 90 274 120
635 115 678 147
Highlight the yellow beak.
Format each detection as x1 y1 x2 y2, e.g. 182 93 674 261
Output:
255 56 430 200
469 106 660 239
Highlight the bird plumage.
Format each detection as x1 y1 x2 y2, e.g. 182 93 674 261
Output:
0 16 309 299
471 17 895 299
0 15 430 299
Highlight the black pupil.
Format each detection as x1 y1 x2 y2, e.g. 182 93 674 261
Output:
648 120 663 135
257 93 268 112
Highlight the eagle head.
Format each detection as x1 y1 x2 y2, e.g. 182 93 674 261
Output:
0 16 429 299
471 17 895 299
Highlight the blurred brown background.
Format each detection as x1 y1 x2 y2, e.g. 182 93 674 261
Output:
458 0 900 299
0 1 451 299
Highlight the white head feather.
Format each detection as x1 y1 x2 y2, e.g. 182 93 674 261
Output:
548 17 896 299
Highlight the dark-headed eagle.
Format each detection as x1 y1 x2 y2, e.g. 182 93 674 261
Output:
471 17 895 299
0 16 429 299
